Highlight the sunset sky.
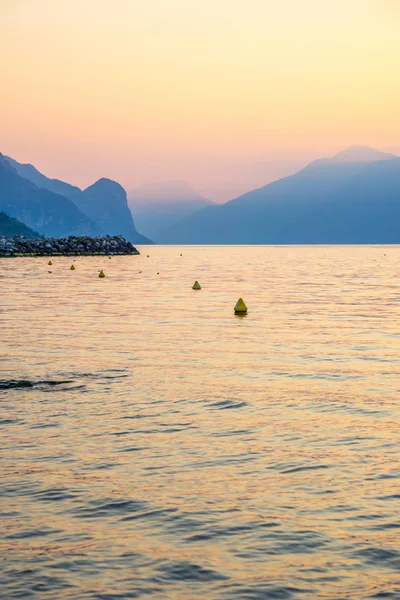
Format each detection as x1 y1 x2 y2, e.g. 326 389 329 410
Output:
1 0 399 201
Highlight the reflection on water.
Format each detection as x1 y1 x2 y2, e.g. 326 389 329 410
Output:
0 246 399 599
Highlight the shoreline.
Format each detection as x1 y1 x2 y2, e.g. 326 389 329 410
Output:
0 234 140 257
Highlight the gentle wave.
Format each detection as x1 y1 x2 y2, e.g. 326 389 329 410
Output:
1 246 400 599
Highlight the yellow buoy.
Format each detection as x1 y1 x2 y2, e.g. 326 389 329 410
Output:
192 280 201 290
48 260 52 265
99 270 105 278
70 265 75 270
234 298 247 314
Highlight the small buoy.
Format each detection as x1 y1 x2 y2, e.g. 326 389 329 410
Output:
70 265 75 270
192 281 201 290
48 260 52 265
180 253 182 256
234 298 247 314
147 255 149 258
108 256 111 259
157 272 159 275
99 270 105 278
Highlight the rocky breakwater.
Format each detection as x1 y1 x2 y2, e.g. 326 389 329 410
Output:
0 235 140 257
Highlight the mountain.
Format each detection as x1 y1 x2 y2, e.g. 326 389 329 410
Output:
0 154 100 238
157 146 400 244
128 181 213 241
79 178 151 244
0 212 41 237
5 156 82 202
323 145 396 164
4 156 152 244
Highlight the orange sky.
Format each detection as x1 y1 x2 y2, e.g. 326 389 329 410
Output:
1 0 399 201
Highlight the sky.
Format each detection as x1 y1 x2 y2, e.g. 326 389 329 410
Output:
1 0 400 201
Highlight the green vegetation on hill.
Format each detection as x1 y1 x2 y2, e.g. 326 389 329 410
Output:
0 212 41 238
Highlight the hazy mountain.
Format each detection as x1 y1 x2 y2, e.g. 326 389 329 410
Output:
5 156 81 202
157 147 400 244
0 154 100 238
128 181 213 241
78 178 151 244
4 156 152 244
322 145 396 164
0 211 41 238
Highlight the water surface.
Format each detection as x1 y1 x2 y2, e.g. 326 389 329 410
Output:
1 246 399 599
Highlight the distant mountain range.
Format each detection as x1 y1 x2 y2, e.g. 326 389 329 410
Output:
0 211 41 238
128 181 213 241
1 155 152 243
157 146 400 244
3 146 399 245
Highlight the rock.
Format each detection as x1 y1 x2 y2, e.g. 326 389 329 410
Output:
0 235 140 257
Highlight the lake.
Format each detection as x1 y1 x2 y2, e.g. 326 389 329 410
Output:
1 245 399 599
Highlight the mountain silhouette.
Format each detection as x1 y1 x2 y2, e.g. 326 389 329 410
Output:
0 154 100 238
4 156 152 244
157 147 400 244
5 156 82 201
0 211 41 237
79 178 151 243
128 181 213 241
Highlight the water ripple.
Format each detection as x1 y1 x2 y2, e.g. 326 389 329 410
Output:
1 246 400 599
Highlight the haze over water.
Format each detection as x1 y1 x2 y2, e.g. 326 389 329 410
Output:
1 246 399 599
